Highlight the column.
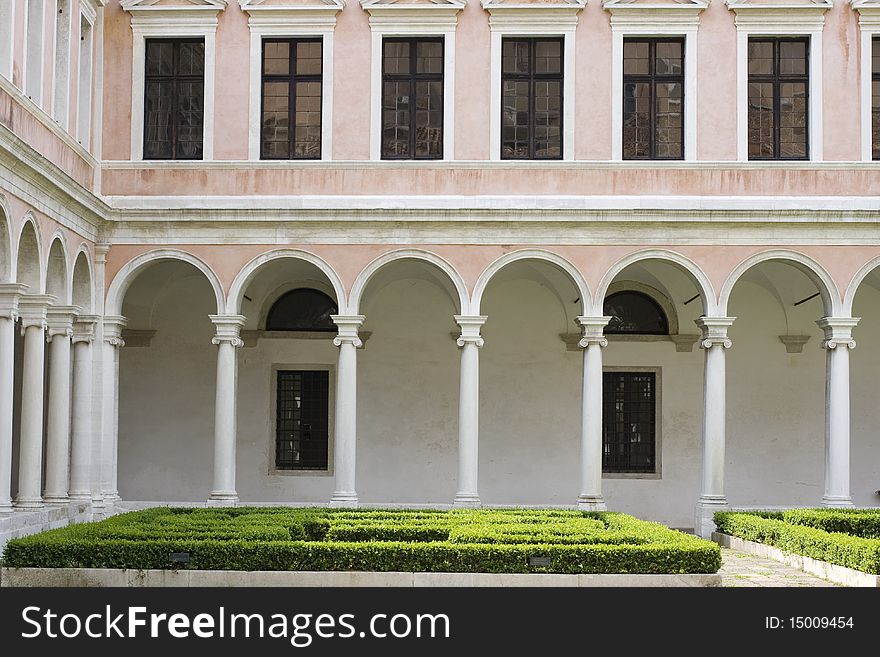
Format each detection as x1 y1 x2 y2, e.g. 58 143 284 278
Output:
208 314 246 505
69 315 98 501
453 315 486 507
0 284 27 514
329 315 364 507
576 316 610 511
15 295 56 509
817 317 858 507
43 305 80 505
694 317 735 538
101 315 126 504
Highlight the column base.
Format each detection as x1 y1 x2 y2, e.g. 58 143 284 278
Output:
43 496 70 506
68 492 92 503
694 496 728 539
576 495 606 512
329 492 359 508
207 492 239 506
821 495 854 507
103 492 121 504
452 493 481 508
0 502 13 515
14 498 45 510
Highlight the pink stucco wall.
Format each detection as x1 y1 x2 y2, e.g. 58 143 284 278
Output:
454 1 491 160
102 0 133 161
823 1 861 161
696 0 737 160
575 1 612 160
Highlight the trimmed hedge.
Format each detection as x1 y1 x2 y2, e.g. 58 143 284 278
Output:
714 510 880 575
3 508 721 574
781 508 880 539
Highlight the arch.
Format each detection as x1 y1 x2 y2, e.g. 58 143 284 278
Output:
16 213 43 292
0 194 12 282
349 248 469 315
471 249 590 316
843 255 880 317
227 249 347 316
719 250 840 317
45 232 69 303
595 249 716 317
71 245 94 312
106 249 225 316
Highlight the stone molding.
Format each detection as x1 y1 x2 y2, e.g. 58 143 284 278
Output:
695 316 735 349
46 305 82 340
331 315 366 348
17 295 57 333
454 315 487 348
816 317 859 350
210 314 247 348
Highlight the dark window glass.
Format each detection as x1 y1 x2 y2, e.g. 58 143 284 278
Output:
265 289 338 332
261 38 322 160
623 38 684 160
382 38 444 159
748 37 809 160
603 371 657 474
275 370 329 471
603 291 669 335
501 37 563 160
873 37 879 160
144 39 204 160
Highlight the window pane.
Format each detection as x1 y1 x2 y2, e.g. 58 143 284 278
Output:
779 40 807 75
296 41 322 75
414 80 442 157
534 40 561 74
779 81 807 158
262 81 289 158
382 80 410 157
655 41 682 75
177 41 204 76
175 80 203 159
264 41 289 76
294 81 321 158
502 80 530 158
384 41 410 75
748 82 775 158
145 41 173 77
502 39 529 74
748 40 774 75
623 40 649 75
144 80 173 158
416 41 443 74
873 79 880 160
622 82 650 159
533 80 561 157
654 82 682 158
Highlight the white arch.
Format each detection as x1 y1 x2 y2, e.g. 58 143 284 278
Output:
70 243 94 313
106 249 225 317
719 249 841 318
0 193 13 283
45 231 70 304
227 249 347 316
594 249 717 317
349 248 469 315
471 249 591 316
16 212 44 293
843 255 880 317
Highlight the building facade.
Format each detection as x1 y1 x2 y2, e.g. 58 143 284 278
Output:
1 0 880 541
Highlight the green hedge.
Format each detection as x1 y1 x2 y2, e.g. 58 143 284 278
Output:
714 510 880 574
781 508 880 539
3 508 721 574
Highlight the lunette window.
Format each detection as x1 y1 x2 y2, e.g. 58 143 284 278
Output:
143 38 205 160
603 291 669 335
275 370 330 471
747 37 809 160
261 38 323 160
501 37 563 160
381 38 444 160
603 371 657 474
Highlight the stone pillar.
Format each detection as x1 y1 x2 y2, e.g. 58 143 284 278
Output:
101 315 126 504
15 295 56 509
817 317 858 508
694 316 735 538
0 284 27 514
329 315 365 507
208 314 246 505
576 316 610 511
43 305 80 505
69 315 98 501
453 315 487 507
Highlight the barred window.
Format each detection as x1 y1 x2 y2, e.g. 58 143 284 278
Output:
623 38 684 160
382 38 444 159
265 289 337 332
747 37 809 160
873 37 879 160
144 39 204 160
261 38 323 160
275 370 330 471
501 37 563 160
603 291 669 335
603 371 658 474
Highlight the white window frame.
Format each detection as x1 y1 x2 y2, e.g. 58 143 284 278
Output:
728 0 831 162
122 0 226 161
0 2 16 81
853 0 880 161
77 3 98 150
23 0 46 104
483 0 584 162
241 0 343 161
362 0 464 162
604 0 706 162
53 0 73 129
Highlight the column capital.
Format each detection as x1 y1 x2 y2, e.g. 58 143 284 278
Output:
210 314 247 348
576 315 610 348
18 295 57 332
46 305 82 340
696 316 735 349
72 314 101 344
817 317 859 350
0 283 29 320
454 315 487 348
332 314 366 348
94 244 111 263
103 315 128 347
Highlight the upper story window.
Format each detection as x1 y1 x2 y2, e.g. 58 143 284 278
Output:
501 37 563 160
261 38 323 160
603 291 669 335
143 38 205 160
623 38 684 160
873 37 879 160
747 37 809 160
266 289 338 332
381 38 444 160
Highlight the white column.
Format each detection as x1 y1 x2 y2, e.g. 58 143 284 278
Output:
15 295 56 509
0 284 28 514
817 317 858 508
43 305 80 505
208 314 246 505
329 315 364 507
69 315 98 501
101 315 126 504
453 315 486 507
694 316 735 538
576 316 610 511
90 245 109 510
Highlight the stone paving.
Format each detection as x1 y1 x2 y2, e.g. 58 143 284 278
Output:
719 547 838 587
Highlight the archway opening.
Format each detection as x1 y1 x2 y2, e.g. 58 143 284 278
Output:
46 238 67 303
16 221 40 292
71 251 92 312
